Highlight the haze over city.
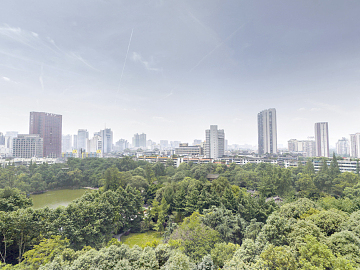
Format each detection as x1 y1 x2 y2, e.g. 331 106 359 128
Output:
1 1 360 146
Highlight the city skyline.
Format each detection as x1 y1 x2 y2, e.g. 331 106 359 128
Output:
1 1 360 146
1 111 359 149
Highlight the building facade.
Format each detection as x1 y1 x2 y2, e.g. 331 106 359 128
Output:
132 133 147 148
77 129 89 151
175 143 203 156
205 125 225 159
336 137 349 156
288 138 316 157
29 112 62 158
62 135 72 153
100 128 113 153
315 122 329 157
13 134 43 158
258 108 277 155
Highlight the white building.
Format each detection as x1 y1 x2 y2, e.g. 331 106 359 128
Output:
100 128 113 153
87 134 102 153
13 134 43 158
205 125 225 159
288 138 316 157
258 108 277 154
77 129 89 151
62 135 72 153
336 137 349 156
132 133 147 148
315 122 329 157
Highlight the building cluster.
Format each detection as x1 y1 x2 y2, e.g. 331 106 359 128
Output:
0 108 358 161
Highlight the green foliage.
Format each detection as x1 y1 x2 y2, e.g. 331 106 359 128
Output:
259 244 297 270
169 212 221 262
305 209 348 236
0 187 32 212
22 236 69 269
201 205 246 244
210 242 239 268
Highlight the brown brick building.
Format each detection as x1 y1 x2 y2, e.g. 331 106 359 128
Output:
29 112 62 158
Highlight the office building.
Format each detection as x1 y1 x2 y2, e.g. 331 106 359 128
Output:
13 134 43 158
315 122 329 157
29 112 62 158
88 134 102 153
175 143 203 156
205 125 225 159
77 129 89 151
258 108 277 155
0 132 4 145
349 133 360 158
336 137 349 156
62 135 72 153
100 128 113 153
115 139 129 152
288 138 316 157
132 133 147 148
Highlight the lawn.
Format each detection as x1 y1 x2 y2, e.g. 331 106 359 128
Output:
121 231 162 247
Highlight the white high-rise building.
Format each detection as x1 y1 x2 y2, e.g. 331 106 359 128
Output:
77 129 89 151
205 125 225 159
87 134 102 153
62 135 72 153
100 128 113 153
315 122 329 157
258 108 277 155
336 137 349 156
132 133 147 148
349 133 360 158
288 138 316 157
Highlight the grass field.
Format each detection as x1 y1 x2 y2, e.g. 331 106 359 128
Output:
121 231 162 247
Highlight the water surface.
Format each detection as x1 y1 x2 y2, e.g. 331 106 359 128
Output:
31 189 88 209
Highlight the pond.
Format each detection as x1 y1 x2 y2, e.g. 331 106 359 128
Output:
31 189 89 209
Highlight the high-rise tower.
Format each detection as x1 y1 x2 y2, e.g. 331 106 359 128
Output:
205 125 225 159
29 112 62 158
258 108 277 155
315 122 329 157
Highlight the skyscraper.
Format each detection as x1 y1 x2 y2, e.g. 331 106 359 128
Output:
336 137 349 156
100 128 113 153
349 133 360 158
29 112 62 158
205 125 225 159
62 135 72 153
77 129 89 151
315 122 329 157
258 108 277 155
132 133 146 148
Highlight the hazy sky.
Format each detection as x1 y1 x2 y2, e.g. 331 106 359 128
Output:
1 0 360 147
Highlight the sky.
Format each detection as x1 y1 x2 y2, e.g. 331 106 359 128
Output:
1 0 360 147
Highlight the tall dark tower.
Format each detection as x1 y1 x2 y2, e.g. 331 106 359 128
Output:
29 112 62 158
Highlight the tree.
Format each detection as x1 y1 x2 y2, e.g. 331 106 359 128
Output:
161 251 195 270
155 197 170 232
169 212 221 262
202 205 246 244
210 242 239 269
330 153 341 178
297 235 355 270
22 236 69 269
196 254 216 270
306 209 348 236
259 244 296 270
0 187 32 212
